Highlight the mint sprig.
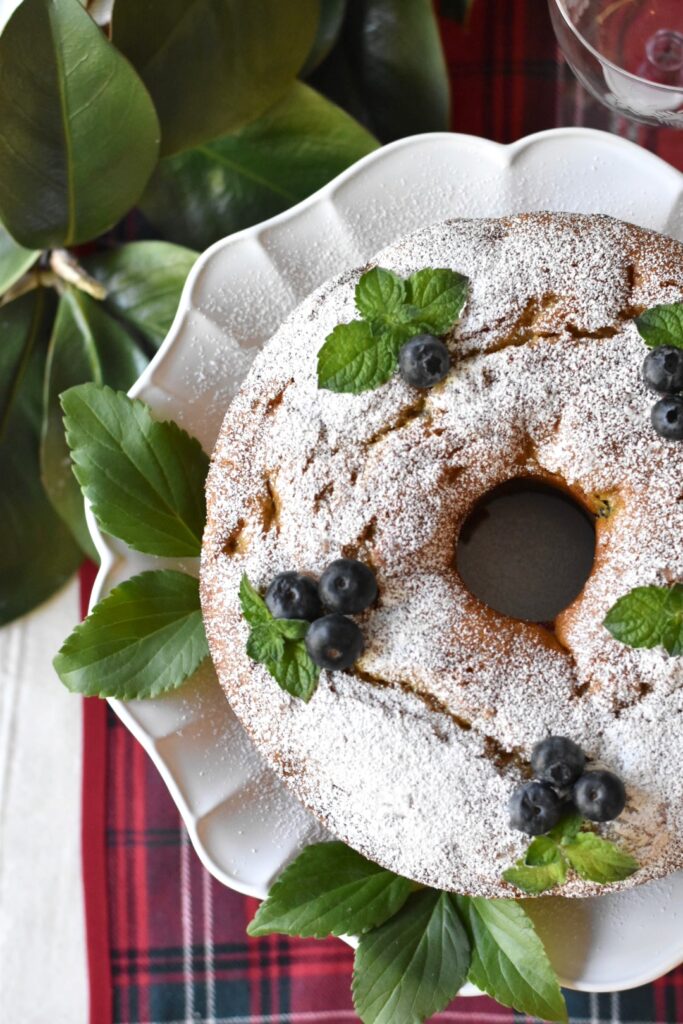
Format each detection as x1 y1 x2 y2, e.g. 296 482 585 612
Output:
53 569 208 699
317 266 468 394
604 583 683 656
248 840 567 1024
636 301 683 349
239 574 319 701
503 814 638 895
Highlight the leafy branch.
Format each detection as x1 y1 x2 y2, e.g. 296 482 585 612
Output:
0 0 451 625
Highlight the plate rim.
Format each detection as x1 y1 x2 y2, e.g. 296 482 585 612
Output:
88 127 683 993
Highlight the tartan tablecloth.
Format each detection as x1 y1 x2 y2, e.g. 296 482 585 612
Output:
81 3 683 1022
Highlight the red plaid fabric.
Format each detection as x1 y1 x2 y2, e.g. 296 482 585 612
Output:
81 4 683 1021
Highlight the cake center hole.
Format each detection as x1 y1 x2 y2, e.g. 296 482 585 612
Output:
455 478 596 623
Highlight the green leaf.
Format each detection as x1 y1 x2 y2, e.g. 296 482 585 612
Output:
301 0 348 76
353 890 471 1024
547 813 583 844
317 321 396 394
239 573 271 626
0 289 83 624
503 838 568 896
355 267 406 320
604 584 683 654
0 0 159 249
0 223 39 296
240 573 319 701
406 269 469 334
41 290 148 558
140 82 378 250
53 569 208 699
309 0 450 144
457 896 567 1023
81 242 197 351
60 384 208 557
503 859 567 896
266 640 319 702
636 302 683 349
113 0 318 156
246 622 285 664
275 619 310 641
563 833 639 885
248 841 413 939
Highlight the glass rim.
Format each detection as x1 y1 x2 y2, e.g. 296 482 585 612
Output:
550 0 683 94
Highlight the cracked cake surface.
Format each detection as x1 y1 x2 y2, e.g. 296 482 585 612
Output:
200 212 683 897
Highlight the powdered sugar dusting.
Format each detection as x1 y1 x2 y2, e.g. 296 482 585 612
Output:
200 213 683 897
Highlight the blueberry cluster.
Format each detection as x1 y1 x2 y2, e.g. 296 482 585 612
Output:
398 334 450 389
509 736 626 836
642 347 683 440
265 559 377 670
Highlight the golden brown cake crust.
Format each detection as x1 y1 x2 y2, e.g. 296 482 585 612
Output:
200 213 683 897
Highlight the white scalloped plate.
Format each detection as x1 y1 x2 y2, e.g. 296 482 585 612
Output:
88 129 683 993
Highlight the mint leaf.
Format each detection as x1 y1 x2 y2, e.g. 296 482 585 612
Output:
604 584 683 654
457 896 567 1023
247 841 413 939
406 268 469 334
547 813 583 844
503 857 567 895
275 618 309 640
61 384 208 557
53 570 208 699
503 836 567 895
239 573 271 626
355 267 406 321
240 574 319 701
267 640 319 702
563 833 639 885
636 302 683 349
660 585 683 656
317 321 396 394
353 890 471 1024
246 622 285 664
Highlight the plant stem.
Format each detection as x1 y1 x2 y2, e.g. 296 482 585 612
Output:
50 249 107 300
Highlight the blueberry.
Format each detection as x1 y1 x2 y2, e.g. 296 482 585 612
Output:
508 781 562 835
265 572 322 621
531 736 586 789
573 770 626 822
642 346 683 394
399 334 450 389
305 613 364 670
319 558 378 614
651 395 683 440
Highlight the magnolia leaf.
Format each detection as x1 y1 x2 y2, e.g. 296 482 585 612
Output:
248 841 413 939
0 223 39 296
81 242 197 350
0 0 159 248
309 0 450 143
113 0 318 156
53 569 208 699
458 896 567 1023
61 384 208 557
301 0 348 75
140 83 378 250
353 890 471 1024
41 290 148 557
0 290 82 625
